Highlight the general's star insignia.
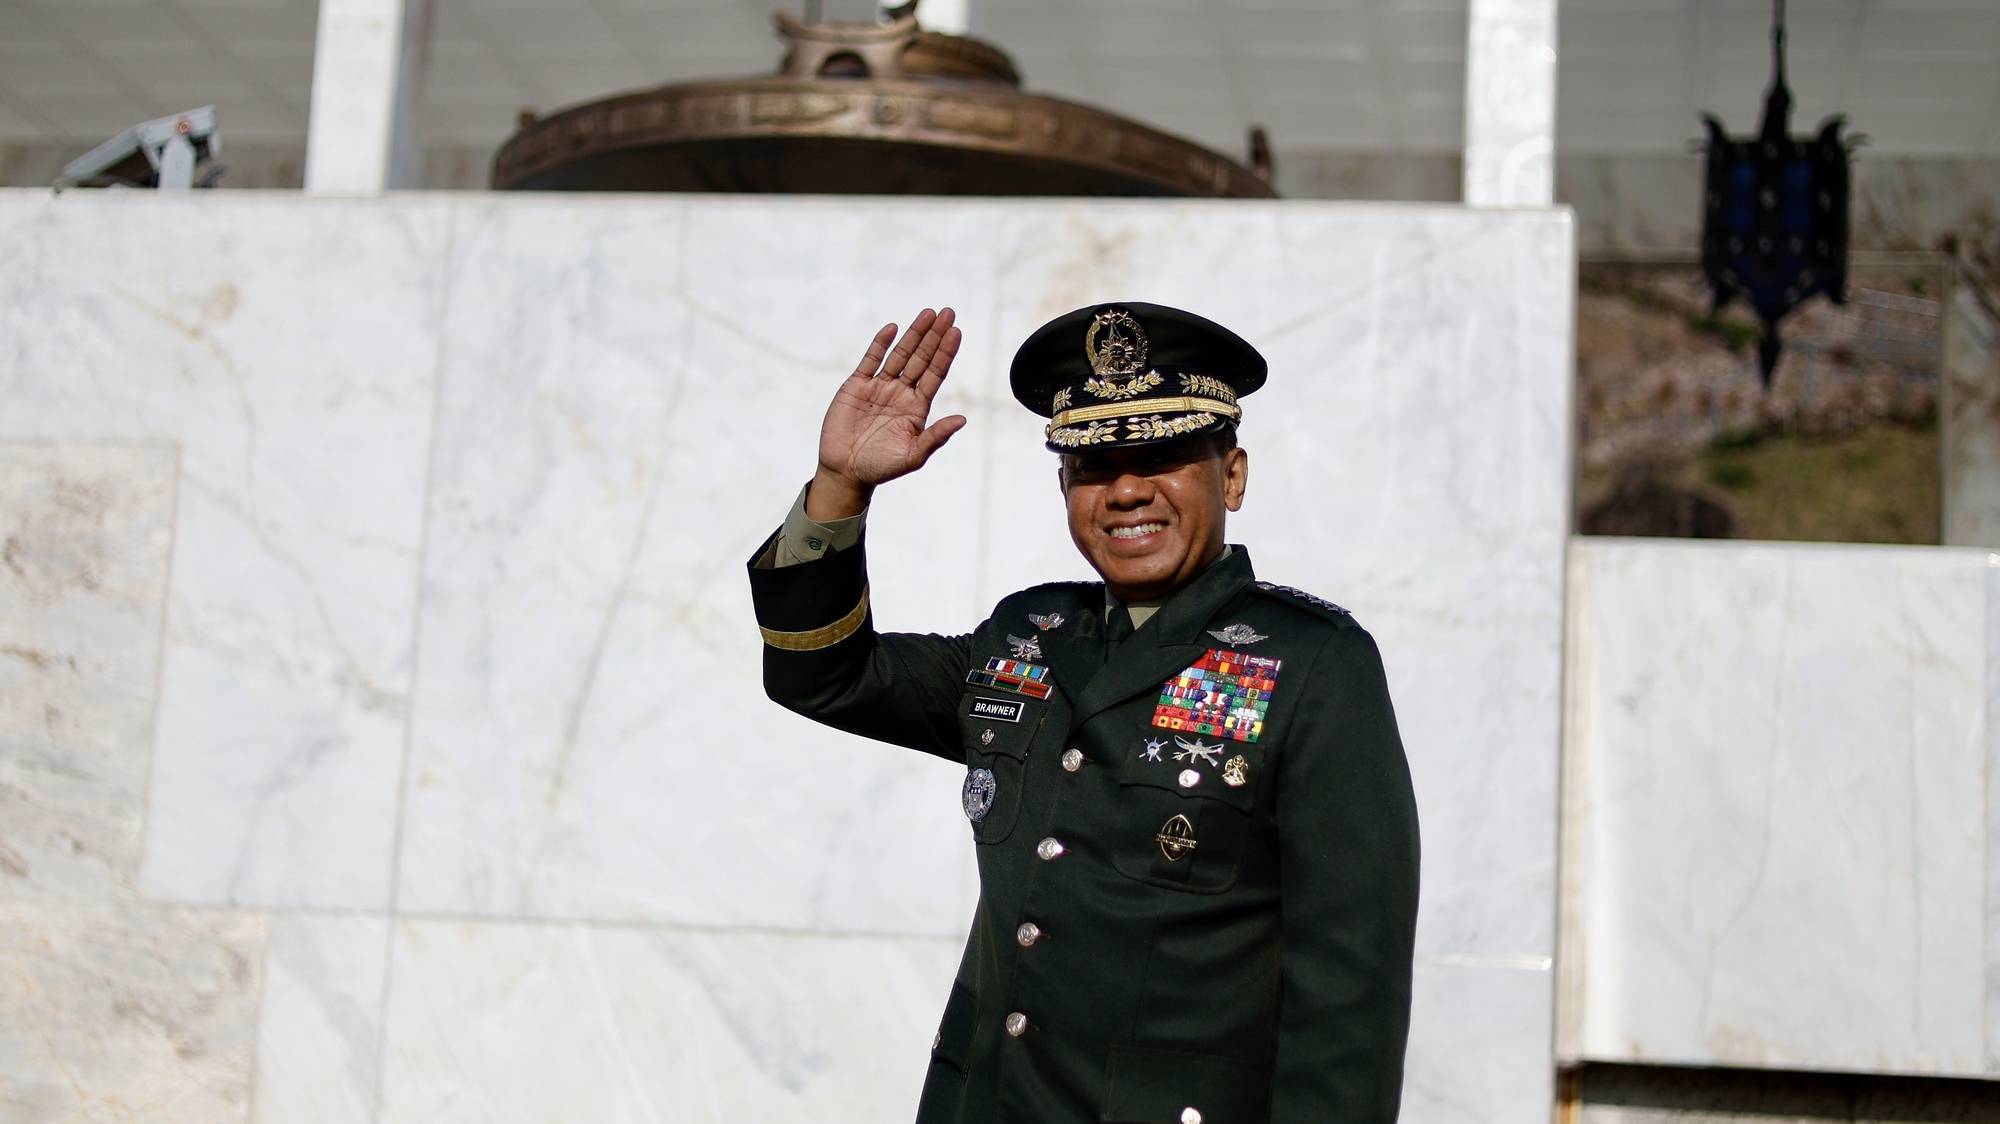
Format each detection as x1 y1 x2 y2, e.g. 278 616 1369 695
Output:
1255 581 1349 616
1028 612 1065 631
1006 633 1043 660
1207 622 1268 646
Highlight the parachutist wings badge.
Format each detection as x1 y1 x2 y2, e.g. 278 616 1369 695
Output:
1207 623 1267 646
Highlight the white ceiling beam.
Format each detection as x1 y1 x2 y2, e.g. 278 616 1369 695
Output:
305 0 436 192
1463 0 1558 205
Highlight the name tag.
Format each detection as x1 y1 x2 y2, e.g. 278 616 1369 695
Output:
970 696 1025 723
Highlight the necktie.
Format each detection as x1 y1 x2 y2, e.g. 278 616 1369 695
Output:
1105 604 1135 649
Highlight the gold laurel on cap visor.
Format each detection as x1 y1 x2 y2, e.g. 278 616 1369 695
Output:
1045 394 1243 447
1046 410 1231 448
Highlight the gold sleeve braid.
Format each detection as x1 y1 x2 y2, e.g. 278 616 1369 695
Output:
758 586 871 651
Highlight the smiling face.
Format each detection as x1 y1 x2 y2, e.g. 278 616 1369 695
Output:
1059 434 1250 603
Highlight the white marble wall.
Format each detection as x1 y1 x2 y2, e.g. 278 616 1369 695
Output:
1560 538 1998 1078
0 189 1574 1122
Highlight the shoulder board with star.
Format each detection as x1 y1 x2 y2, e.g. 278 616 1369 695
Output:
991 579 1101 622
1003 579 1100 606
1250 580 1357 627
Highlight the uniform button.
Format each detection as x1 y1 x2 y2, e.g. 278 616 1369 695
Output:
1036 837 1065 861
1016 921 1042 947
1180 1109 1202 1124
1061 748 1084 772
1005 1012 1029 1037
932 1033 942 1050
1177 768 1200 788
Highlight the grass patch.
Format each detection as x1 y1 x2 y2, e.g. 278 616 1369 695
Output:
1686 310 1762 353
1579 419 1941 544
1695 422 1939 543
1709 426 1768 453
1706 462 1757 491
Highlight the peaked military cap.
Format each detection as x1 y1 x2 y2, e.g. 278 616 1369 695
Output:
1010 302 1268 452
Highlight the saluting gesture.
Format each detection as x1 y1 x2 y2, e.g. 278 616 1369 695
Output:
808 307 966 521
753 301 1419 1122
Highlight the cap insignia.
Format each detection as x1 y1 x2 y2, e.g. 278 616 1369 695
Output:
1085 308 1148 376
1051 387 1072 413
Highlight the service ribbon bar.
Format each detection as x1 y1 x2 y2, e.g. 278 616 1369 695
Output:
966 657 1053 699
1150 647 1280 743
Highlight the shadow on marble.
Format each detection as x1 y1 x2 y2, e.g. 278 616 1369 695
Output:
1572 1061 2000 1123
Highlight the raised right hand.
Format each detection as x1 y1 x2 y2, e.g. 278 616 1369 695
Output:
808 307 966 519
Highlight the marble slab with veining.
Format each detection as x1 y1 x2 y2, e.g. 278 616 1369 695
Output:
0 190 1577 1124
1562 538 1993 1077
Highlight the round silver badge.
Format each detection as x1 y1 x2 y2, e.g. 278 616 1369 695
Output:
962 767 997 822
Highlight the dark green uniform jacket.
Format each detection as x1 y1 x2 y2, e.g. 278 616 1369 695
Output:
748 533 1419 1124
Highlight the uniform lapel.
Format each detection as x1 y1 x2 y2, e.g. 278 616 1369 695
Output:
1072 547 1256 727
1032 587 1106 706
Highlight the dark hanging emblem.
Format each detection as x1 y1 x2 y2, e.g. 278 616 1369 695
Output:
1698 0 1860 387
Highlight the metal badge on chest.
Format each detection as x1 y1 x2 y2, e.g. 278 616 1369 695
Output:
962 767 997 823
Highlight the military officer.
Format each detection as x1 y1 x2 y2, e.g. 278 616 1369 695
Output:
747 303 1419 1122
